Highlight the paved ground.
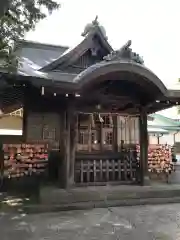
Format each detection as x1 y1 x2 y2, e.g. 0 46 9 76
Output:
1 204 180 240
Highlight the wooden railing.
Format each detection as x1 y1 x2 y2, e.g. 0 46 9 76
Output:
75 149 138 185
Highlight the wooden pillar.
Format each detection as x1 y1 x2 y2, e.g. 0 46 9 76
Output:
60 104 77 189
59 110 67 188
0 142 4 183
88 115 92 152
63 109 71 188
139 109 150 185
69 111 78 186
22 86 28 142
99 122 103 151
113 115 118 152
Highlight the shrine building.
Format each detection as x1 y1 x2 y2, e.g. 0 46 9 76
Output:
1 17 180 188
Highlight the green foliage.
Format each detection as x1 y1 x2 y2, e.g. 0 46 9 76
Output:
0 0 60 73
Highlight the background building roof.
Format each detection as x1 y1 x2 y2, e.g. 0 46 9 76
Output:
148 113 180 131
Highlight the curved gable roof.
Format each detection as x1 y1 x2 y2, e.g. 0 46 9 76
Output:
73 60 167 99
40 25 113 72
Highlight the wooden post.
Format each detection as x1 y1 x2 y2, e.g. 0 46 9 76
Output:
60 100 77 188
59 110 66 187
58 109 71 188
139 109 150 185
22 86 28 142
88 115 92 152
69 111 78 186
0 142 4 186
64 109 71 188
100 122 103 151
113 115 118 152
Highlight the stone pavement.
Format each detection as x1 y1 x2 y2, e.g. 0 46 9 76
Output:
1 204 180 240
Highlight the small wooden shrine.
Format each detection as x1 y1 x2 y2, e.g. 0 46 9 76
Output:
0 17 180 188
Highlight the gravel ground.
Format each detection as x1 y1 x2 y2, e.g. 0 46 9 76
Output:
1 204 180 240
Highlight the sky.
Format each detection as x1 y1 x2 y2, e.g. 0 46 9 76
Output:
26 0 180 117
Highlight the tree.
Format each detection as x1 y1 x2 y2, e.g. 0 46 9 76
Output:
0 0 60 72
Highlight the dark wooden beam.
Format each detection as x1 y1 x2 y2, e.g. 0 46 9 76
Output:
81 92 138 104
75 106 142 115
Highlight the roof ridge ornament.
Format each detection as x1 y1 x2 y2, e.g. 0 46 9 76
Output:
92 15 99 26
103 40 144 64
81 16 108 40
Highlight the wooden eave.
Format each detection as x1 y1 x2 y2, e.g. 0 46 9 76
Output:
167 90 180 99
2 58 180 115
0 71 177 115
145 92 180 114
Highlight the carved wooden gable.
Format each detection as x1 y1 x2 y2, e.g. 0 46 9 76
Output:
53 34 111 74
57 49 103 73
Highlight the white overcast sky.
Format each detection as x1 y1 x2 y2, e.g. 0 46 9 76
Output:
26 0 180 118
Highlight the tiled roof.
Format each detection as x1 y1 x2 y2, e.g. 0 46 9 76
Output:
148 113 180 131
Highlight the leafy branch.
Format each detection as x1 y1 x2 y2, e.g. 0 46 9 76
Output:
0 0 60 73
